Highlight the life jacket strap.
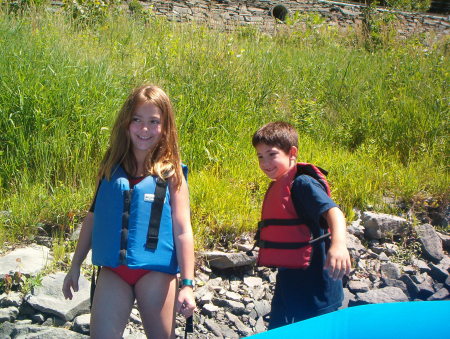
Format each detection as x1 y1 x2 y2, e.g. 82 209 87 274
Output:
119 190 132 264
257 232 331 249
258 218 306 228
146 178 168 250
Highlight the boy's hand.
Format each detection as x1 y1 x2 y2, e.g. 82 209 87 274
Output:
324 243 351 280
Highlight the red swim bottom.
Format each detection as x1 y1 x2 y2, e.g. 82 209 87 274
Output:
109 265 151 286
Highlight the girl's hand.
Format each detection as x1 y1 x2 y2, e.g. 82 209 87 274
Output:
324 243 351 281
176 286 196 318
62 267 80 300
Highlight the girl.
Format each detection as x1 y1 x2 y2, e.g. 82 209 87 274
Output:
62 85 196 339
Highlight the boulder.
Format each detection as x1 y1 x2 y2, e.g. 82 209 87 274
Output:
355 286 409 304
416 224 444 263
25 272 90 321
201 251 256 269
362 212 409 240
0 245 53 278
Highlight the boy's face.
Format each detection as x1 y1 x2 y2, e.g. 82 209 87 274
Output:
255 143 297 180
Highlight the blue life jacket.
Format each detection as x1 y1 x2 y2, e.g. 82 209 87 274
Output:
91 165 187 274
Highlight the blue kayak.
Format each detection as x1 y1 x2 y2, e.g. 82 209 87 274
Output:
248 301 450 338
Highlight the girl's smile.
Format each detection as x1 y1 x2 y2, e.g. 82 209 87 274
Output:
129 102 162 159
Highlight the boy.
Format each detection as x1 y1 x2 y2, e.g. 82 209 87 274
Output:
252 121 351 329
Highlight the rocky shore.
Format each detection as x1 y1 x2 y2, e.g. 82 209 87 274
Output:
0 209 449 338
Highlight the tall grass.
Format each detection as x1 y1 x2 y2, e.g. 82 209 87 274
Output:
0 8 448 247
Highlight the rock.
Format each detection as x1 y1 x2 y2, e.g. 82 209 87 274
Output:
73 313 90 334
437 231 450 251
203 318 224 338
340 288 356 309
253 299 271 317
380 262 401 280
254 316 266 333
0 321 88 338
202 303 220 317
428 263 449 283
0 291 23 307
427 287 450 301
30 313 45 324
0 245 53 278
0 306 19 322
348 280 370 293
226 311 253 337
201 251 256 269
416 224 444 263
25 272 90 321
382 278 408 295
355 287 409 304
362 212 409 240
347 220 364 237
225 291 242 302
243 276 262 288
213 298 246 315
346 233 365 253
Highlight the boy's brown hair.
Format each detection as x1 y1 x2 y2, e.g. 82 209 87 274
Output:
252 121 298 154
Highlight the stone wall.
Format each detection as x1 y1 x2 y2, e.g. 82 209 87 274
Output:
143 0 449 38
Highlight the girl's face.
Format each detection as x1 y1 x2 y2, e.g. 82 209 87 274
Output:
129 102 163 160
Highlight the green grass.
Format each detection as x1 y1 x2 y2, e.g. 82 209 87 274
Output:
0 7 448 248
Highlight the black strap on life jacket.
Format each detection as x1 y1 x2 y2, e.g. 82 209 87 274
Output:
145 178 168 250
254 218 330 249
185 315 194 338
90 266 101 309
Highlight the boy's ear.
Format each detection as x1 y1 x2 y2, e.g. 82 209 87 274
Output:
289 146 298 160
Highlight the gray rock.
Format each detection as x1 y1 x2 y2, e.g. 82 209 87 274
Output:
225 291 242 302
213 298 246 315
0 291 23 307
199 291 214 305
400 274 420 298
347 280 370 293
416 224 444 263
226 311 253 337
347 220 364 237
340 288 356 309
203 318 224 338
202 303 220 317
437 232 450 251
25 272 90 321
417 280 435 300
381 262 401 280
201 251 256 269
243 276 263 288
0 306 19 322
429 263 449 283
362 212 409 240
382 278 408 295
30 313 45 324
0 245 53 277
427 287 450 301
346 233 365 253
356 286 409 304
0 321 88 338
73 313 90 334
253 299 271 317
254 316 266 333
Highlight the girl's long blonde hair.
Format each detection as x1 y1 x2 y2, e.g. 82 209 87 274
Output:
98 84 183 189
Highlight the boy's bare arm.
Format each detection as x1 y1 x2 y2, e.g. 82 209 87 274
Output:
322 207 351 280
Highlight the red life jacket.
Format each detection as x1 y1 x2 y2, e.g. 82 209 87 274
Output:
255 163 331 269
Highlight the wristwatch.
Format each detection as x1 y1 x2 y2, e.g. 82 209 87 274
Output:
181 279 195 288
